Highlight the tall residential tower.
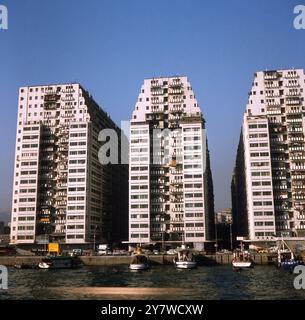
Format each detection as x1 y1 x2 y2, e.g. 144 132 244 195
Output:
10 83 128 246
232 69 305 242
129 76 214 250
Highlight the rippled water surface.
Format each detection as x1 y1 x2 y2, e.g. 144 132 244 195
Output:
1 265 305 300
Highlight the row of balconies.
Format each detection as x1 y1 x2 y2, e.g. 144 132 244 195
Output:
169 190 183 195
151 82 162 88
61 97 75 102
286 108 302 114
170 198 183 203
169 106 184 112
287 127 303 132
151 107 164 113
286 99 301 106
264 83 280 89
290 155 305 160
284 72 300 79
170 179 183 185
273 185 288 190
168 116 182 122
150 179 166 185
291 166 305 170
289 146 304 152
293 185 305 190
54 220 66 225
286 117 302 123
296 225 305 229
264 72 280 80
273 175 287 180
170 218 184 222
291 174 305 180
294 195 305 200
169 89 183 95
286 93 301 98
151 199 166 204
151 99 164 105
286 83 300 88
151 90 163 96
169 99 183 103
288 138 304 143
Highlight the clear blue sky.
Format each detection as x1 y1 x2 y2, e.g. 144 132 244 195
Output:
1 0 305 222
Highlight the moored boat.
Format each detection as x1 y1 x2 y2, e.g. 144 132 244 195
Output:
277 238 304 271
129 247 150 270
173 244 197 269
38 255 82 269
232 243 254 269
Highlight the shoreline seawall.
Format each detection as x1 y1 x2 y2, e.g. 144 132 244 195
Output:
0 253 277 266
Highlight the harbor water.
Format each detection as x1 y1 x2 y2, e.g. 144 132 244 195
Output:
1 264 305 300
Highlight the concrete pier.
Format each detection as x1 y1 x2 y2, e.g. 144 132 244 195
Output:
0 253 278 267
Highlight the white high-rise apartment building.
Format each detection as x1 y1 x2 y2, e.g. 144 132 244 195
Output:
129 76 214 250
232 69 305 241
10 83 128 245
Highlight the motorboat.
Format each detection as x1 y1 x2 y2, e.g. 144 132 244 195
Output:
173 244 197 269
232 243 254 269
129 247 150 270
232 252 254 268
38 255 82 269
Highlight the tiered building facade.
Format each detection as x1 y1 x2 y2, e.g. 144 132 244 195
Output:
10 83 128 245
129 76 214 249
232 69 305 241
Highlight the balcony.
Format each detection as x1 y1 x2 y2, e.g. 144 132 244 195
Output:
286 91 301 97
288 136 304 143
151 82 162 88
151 92 164 97
44 102 60 110
170 188 183 194
44 94 60 102
289 145 304 152
291 165 305 171
169 106 184 113
293 184 305 190
151 107 164 113
291 174 305 180
286 98 301 106
169 99 183 103
172 207 183 212
284 72 299 79
55 219 66 225
264 71 280 80
290 154 305 161
170 218 184 223
296 225 305 230
286 82 300 88
264 82 280 89
169 89 183 95
169 80 183 88
266 101 281 107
